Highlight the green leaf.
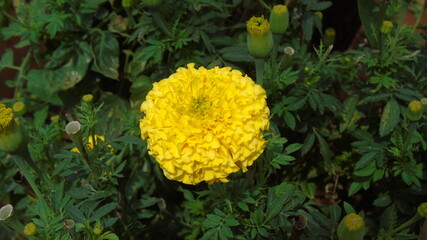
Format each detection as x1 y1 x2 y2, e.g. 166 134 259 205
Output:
330 204 342 225
219 224 233 239
0 48 13 70
379 99 400 137
302 12 314 41
373 194 391 207
314 130 333 175
224 216 239 227
285 143 303 154
300 181 316 199
354 160 376 177
343 202 356 214
203 214 223 228
284 111 296 130
219 45 254 62
90 31 119 79
308 1 332 11
357 0 380 47
348 182 364 196
354 152 377 170
301 131 315 155
89 203 117 221
65 204 86 222
202 228 218 240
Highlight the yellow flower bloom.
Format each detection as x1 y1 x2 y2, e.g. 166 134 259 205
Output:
343 213 364 231
337 213 365 240
71 135 113 153
140 63 270 185
0 104 14 134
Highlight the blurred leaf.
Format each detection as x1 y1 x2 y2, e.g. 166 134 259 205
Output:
357 0 379 47
379 99 400 137
90 31 119 79
219 45 254 62
0 48 13 71
89 203 117 221
308 1 332 11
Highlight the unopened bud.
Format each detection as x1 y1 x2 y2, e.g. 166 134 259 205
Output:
407 100 423 121
269 5 289 35
337 213 365 240
24 222 37 236
93 227 102 235
12 102 26 115
246 16 273 58
323 28 335 47
417 203 427 218
0 104 27 153
380 21 393 35
315 11 323 20
82 94 93 103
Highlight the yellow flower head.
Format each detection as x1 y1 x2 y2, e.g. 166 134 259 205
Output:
23 222 37 236
71 135 113 153
247 16 270 36
140 63 270 185
0 104 14 134
343 213 364 231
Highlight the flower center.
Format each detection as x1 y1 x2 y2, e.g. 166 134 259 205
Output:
190 96 210 115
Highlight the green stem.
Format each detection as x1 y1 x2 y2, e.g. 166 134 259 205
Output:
255 58 265 86
13 155 44 200
402 122 416 160
411 3 426 33
1 219 25 236
14 51 31 98
390 214 422 234
271 34 282 78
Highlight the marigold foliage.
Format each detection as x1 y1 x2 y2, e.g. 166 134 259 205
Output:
140 63 270 185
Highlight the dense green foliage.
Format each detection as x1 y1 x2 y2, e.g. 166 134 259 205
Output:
1 0 427 239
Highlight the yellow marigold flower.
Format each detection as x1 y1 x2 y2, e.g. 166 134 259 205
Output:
140 63 270 185
71 135 113 153
82 94 93 103
23 222 37 236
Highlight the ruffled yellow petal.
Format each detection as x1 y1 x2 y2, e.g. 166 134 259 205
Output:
140 64 270 185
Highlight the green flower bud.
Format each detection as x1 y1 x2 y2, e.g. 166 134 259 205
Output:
142 0 162 7
269 5 289 34
337 213 365 240
12 101 26 115
0 104 27 153
122 0 132 8
83 94 93 103
24 222 37 236
246 16 273 58
64 219 75 229
407 100 423 121
93 227 102 235
417 203 427 217
323 28 335 47
380 21 393 35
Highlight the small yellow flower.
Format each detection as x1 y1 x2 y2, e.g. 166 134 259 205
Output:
140 63 270 185
23 222 37 236
70 135 113 153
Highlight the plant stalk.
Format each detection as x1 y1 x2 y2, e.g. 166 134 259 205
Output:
255 58 265 86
